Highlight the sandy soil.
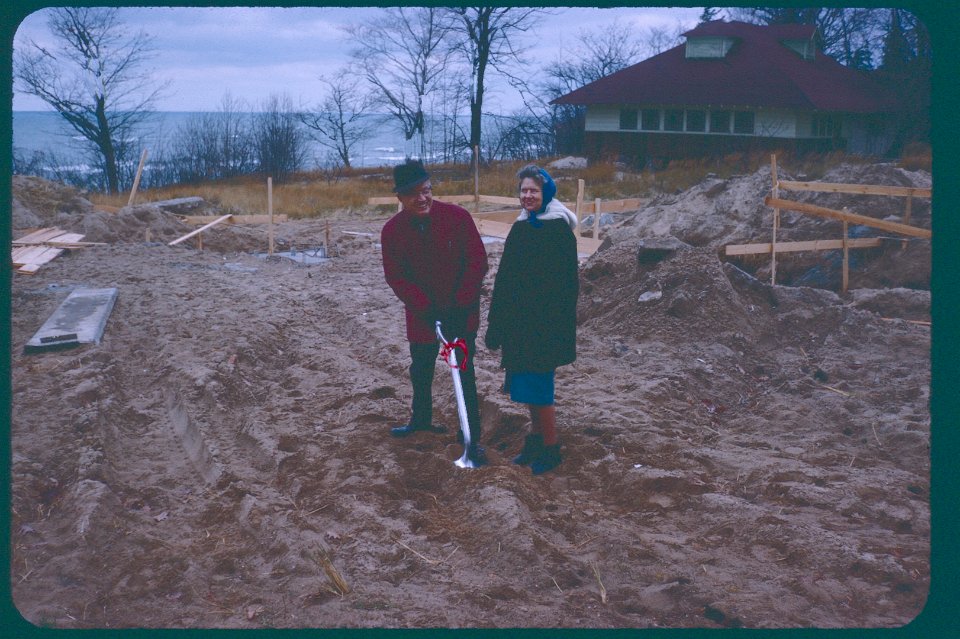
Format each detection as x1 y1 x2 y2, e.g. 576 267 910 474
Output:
8 163 931 629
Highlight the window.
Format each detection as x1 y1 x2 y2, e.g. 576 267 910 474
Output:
619 108 638 130
641 109 660 130
811 115 835 138
664 109 684 131
686 110 706 132
710 110 731 133
733 111 755 134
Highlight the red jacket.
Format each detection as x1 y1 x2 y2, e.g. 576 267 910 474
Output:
381 200 489 343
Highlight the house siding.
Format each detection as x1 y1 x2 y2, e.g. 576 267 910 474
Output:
586 106 799 138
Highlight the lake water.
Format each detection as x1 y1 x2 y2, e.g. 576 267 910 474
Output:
11 110 472 171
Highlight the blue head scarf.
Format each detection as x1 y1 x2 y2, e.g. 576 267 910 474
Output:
528 168 556 227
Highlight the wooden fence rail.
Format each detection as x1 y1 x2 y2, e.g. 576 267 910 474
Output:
732 154 932 293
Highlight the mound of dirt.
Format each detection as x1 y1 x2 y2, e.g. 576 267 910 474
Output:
8 169 930 629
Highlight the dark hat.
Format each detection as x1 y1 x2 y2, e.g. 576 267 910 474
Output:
393 159 430 194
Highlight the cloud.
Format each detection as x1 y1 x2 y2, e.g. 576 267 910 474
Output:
13 6 702 112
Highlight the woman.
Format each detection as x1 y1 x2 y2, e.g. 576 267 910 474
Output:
485 164 579 475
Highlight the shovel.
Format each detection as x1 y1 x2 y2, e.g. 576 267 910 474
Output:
436 321 475 469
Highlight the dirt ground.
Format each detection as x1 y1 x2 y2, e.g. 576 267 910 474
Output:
8 163 931 629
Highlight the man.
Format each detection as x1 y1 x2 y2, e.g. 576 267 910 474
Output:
381 159 489 466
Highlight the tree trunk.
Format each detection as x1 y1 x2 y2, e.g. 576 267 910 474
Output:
95 96 120 194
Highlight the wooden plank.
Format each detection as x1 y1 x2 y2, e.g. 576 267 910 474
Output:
764 197 932 239
168 214 234 246
12 246 61 265
472 210 520 225
13 227 66 244
478 195 519 206
725 238 883 256
597 198 644 213
47 232 85 244
17 263 43 275
183 214 287 225
474 218 602 257
777 180 931 199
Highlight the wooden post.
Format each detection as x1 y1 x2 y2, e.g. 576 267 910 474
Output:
198 230 203 251
473 145 480 215
770 154 780 285
593 198 601 238
842 220 849 294
576 179 585 236
268 177 274 255
127 149 148 207
902 196 913 249
325 220 331 257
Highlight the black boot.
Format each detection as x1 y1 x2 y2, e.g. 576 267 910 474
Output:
512 433 543 466
531 443 562 475
390 423 446 437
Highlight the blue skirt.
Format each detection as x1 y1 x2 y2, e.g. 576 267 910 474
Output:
503 370 555 406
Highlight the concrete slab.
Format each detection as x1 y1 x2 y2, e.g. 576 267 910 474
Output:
25 287 118 352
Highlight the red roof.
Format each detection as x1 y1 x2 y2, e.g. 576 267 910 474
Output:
553 21 892 113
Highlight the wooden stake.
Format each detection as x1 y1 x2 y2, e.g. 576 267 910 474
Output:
770 154 780 285
127 149 149 207
325 220 331 256
268 177 274 255
842 219 849 293
593 197 601 238
576 179 585 235
902 196 912 249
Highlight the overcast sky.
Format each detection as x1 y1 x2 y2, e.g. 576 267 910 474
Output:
12 6 705 113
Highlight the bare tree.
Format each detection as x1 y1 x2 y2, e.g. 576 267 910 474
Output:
727 7 886 69
347 7 454 160
532 20 650 154
252 94 309 183
166 93 255 184
13 7 167 194
445 7 542 164
298 70 381 169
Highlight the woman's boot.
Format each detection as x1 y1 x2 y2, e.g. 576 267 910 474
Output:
512 433 543 466
531 443 562 475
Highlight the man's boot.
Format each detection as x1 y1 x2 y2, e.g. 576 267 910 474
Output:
390 423 446 437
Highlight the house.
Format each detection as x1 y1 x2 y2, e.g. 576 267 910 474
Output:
552 20 897 165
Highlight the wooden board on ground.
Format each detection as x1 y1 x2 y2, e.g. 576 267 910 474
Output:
11 227 93 273
25 287 118 351
182 214 287 225
168 214 234 246
13 227 70 244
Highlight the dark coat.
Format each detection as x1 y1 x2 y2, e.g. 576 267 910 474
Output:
485 217 579 372
381 200 489 343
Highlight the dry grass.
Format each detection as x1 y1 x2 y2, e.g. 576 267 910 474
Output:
88 149 931 218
